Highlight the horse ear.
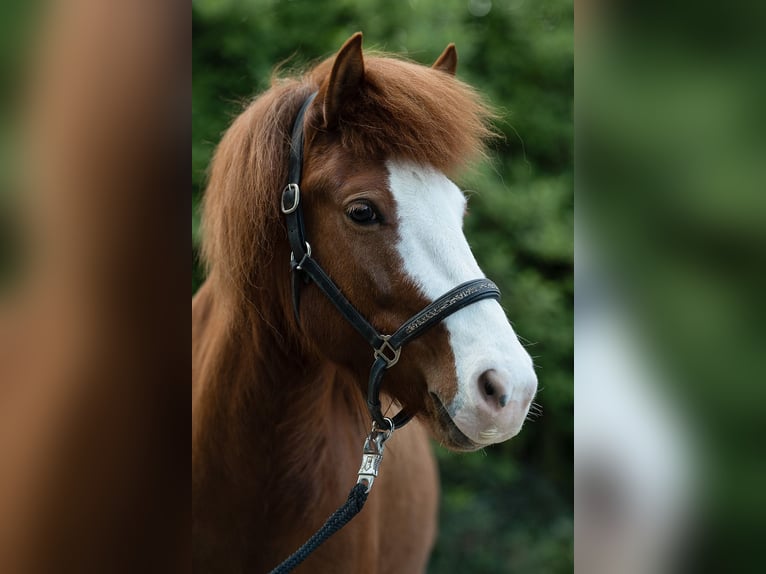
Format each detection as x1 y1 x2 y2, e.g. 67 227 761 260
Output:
317 32 365 129
432 43 458 75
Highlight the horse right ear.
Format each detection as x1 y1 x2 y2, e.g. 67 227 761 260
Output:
317 32 365 129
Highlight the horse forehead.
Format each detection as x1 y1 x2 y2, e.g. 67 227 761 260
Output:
308 148 390 198
385 161 466 221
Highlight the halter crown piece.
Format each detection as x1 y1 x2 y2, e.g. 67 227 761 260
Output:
271 92 501 573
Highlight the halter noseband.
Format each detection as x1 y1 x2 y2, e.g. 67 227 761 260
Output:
280 91 501 432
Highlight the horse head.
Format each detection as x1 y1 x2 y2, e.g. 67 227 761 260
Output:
288 33 538 450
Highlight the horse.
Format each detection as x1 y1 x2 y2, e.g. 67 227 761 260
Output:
192 33 538 573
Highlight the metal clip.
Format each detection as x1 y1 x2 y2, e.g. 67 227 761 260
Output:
356 418 394 493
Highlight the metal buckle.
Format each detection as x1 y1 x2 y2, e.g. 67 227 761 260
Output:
373 335 401 368
281 183 300 214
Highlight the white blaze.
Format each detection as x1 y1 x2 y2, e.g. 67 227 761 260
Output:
387 160 537 445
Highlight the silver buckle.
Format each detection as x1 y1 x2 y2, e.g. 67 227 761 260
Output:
374 335 401 368
281 183 300 214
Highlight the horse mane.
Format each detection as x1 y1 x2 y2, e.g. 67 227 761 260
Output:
201 51 497 314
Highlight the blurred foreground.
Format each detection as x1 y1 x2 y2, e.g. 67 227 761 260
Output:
577 1 766 572
0 1 187 571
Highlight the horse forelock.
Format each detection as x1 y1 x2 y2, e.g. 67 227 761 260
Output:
309 54 497 174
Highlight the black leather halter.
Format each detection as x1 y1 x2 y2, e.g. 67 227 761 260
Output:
280 92 501 431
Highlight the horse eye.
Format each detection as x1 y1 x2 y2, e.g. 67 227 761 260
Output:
346 201 380 225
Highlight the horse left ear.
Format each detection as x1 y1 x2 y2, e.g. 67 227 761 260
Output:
432 43 458 75
318 32 365 129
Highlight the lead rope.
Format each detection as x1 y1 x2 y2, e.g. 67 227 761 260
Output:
268 421 393 574
268 484 368 574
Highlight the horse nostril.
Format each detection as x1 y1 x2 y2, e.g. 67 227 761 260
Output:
479 369 510 410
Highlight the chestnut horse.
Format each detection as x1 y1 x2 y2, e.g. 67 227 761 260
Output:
192 33 538 573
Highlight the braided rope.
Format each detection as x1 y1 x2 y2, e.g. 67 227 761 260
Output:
268 483 370 574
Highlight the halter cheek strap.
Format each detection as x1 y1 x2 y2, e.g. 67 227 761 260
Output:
280 91 501 431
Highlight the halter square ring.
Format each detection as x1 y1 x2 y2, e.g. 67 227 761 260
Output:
374 335 401 368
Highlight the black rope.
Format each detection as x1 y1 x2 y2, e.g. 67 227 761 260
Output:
268 482 370 574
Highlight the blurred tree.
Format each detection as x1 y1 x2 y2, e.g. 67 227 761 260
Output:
192 1 572 572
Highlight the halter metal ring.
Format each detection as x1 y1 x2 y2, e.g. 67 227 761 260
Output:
290 241 312 270
374 335 401 368
381 416 395 435
372 417 395 434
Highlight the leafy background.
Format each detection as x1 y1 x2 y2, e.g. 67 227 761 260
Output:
192 1 572 572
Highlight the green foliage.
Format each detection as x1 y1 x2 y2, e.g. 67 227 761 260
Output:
192 0 572 571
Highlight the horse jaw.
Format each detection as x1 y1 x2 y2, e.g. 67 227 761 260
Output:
387 160 538 447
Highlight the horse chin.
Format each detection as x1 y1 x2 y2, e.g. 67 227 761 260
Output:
425 393 483 452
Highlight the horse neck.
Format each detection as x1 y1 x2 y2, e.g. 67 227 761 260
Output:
192 279 369 499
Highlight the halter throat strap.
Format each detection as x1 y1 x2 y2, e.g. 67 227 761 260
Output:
280 91 501 431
